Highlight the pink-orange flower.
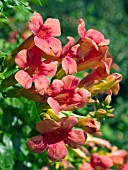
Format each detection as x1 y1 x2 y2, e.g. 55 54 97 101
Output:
15 46 58 94
46 75 91 115
29 12 62 54
79 163 94 170
27 116 87 162
77 19 109 72
78 18 109 46
91 153 113 169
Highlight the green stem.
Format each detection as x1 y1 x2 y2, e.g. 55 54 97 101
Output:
47 109 60 121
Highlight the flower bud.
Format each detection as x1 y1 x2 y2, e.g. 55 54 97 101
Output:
95 109 107 118
78 118 101 134
104 95 112 105
88 73 122 96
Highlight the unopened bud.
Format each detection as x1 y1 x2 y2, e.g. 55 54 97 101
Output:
104 95 112 105
95 109 107 118
78 118 101 134
88 73 122 96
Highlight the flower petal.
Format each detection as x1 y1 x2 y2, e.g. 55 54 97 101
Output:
65 130 87 148
79 60 111 88
61 36 74 57
34 75 50 95
15 50 27 69
91 154 113 169
49 37 62 54
48 141 68 162
47 79 64 96
78 18 86 40
77 46 108 72
44 18 61 36
71 88 91 108
29 12 43 34
62 75 80 91
77 37 98 61
27 46 43 66
79 163 94 170
40 60 58 77
62 57 77 75
27 135 47 153
15 70 32 89
34 36 50 53
36 120 60 134
86 29 110 46
47 97 61 115
59 116 78 132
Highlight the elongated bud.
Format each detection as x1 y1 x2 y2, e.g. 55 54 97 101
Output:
88 73 122 96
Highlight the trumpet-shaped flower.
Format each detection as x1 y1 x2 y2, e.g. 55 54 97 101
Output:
27 116 87 161
77 19 109 71
46 75 91 115
78 18 109 46
91 153 113 169
29 12 62 54
15 46 58 94
79 58 112 88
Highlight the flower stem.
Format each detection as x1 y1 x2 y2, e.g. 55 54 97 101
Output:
47 109 60 121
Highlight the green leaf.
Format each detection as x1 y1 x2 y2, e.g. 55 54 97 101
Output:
0 51 6 58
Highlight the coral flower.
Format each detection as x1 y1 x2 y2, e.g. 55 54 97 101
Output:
29 12 62 54
46 75 91 115
15 46 58 94
79 162 94 170
78 18 109 46
91 153 113 169
27 116 87 162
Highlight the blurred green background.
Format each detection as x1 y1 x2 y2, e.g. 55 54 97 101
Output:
0 0 128 169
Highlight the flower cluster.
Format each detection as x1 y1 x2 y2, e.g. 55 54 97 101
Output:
4 12 123 162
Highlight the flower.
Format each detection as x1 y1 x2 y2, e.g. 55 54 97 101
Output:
27 116 87 161
46 75 91 115
79 162 94 170
122 164 128 170
78 18 109 46
29 12 62 54
15 46 58 94
79 58 112 88
91 153 113 169
77 19 109 72
109 150 128 166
